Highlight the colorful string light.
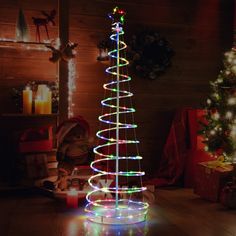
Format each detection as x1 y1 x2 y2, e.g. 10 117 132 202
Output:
85 7 149 224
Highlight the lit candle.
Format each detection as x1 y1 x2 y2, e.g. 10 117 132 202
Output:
22 87 32 114
66 188 78 208
34 97 45 114
36 85 52 114
42 86 49 101
44 90 52 114
37 84 47 100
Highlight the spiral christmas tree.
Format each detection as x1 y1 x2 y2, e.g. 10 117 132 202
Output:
85 7 149 224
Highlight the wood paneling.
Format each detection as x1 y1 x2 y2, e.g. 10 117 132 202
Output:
0 0 234 173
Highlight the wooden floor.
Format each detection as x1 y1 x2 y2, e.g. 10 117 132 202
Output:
0 188 236 236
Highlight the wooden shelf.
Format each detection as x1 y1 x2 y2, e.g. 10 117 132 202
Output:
21 148 57 155
1 113 58 118
0 39 51 51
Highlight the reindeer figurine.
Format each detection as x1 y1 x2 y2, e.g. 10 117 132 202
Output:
32 10 56 42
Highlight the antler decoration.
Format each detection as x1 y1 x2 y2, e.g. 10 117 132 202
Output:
46 42 78 63
32 9 56 42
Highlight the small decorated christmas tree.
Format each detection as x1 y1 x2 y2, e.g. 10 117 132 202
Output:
16 8 30 41
200 48 236 163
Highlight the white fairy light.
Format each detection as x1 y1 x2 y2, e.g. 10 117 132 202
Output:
0 37 51 51
231 65 236 74
225 111 233 119
54 38 61 50
212 112 220 120
228 57 233 63
231 125 236 137
213 93 220 100
68 58 76 118
210 130 216 135
207 99 211 105
226 51 234 62
228 97 236 105
0 37 17 42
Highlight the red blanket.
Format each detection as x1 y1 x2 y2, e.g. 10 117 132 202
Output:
145 108 214 187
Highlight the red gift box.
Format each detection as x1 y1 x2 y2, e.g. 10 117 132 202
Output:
25 153 49 179
19 126 53 153
220 181 236 208
194 161 233 202
184 109 215 187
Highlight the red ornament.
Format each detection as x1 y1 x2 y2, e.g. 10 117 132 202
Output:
224 130 230 136
211 108 217 114
229 88 236 94
216 148 223 156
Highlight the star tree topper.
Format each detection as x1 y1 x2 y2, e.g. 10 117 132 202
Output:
108 6 126 24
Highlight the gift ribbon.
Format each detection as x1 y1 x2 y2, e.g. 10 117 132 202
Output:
204 156 232 171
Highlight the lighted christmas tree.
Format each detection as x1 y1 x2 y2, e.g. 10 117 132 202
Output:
85 7 149 224
200 48 236 163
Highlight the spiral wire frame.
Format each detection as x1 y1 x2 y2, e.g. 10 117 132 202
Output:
85 13 149 224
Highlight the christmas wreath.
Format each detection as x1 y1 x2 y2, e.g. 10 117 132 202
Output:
127 30 174 80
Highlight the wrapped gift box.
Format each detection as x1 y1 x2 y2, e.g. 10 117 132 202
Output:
19 126 53 153
184 109 214 187
25 153 49 179
194 161 233 202
220 181 236 208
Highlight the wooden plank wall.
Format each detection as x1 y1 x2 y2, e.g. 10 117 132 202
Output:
0 0 58 113
0 0 234 175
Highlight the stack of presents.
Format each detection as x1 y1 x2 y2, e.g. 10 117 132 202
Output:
186 109 236 208
18 116 93 197
17 115 155 203
54 118 155 203
143 108 236 208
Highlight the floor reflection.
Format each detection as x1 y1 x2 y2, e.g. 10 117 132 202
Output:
64 205 161 236
84 220 149 236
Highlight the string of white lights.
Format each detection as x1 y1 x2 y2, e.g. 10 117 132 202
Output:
68 59 76 118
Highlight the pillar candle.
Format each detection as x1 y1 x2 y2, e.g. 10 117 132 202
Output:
66 188 78 208
37 84 47 100
42 86 49 101
22 87 32 114
35 98 45 114
44 90 52 114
